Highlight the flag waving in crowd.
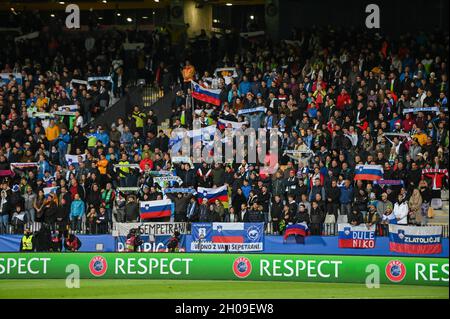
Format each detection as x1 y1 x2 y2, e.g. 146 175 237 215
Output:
354 165 384 181
139 199 174 220
197 185 229 205
191 80 221 106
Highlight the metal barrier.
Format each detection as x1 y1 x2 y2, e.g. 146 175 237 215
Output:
2 221 448 238
429 223 449 238
143 85 164 108
0 221 112 235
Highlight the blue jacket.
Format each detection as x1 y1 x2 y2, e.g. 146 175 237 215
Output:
38 160 51 179
339 185 354 204
239 81 251 96
241 185 252 199
57 133 71 151
95 131 110 146
70 200 85 219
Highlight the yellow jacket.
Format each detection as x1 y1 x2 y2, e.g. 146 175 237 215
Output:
46 125 60 141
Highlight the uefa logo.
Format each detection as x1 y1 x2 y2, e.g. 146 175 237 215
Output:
385 260 406 282
89 256 108 277
232 257 252 278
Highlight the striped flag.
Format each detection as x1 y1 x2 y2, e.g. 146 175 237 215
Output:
65 154 86 166
283 223 310 241
212 223 245 243
43 186 59 198
354 164 384 181
191 80 221 106
197 185 229 205
139 199 173 220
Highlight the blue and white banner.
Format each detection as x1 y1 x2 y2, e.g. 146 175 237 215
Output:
163 188 197 195
190 222 264 252
389 225 442 254
218 118 249 129
403 107 440 114
58 104 78 112
338 224 376 249
65 154 86 166
88 75 114 92
116 235 186 252
169 125 216 153
237 106 266 115
43 186 59 197
0 73 22 86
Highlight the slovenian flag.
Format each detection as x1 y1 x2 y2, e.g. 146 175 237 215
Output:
197 185 228 205
43 186 59 198
139 199 174 219
354 164 384 181
284 223 309 240
212 223 244 243
389 225 442 254
191 80 221 106
65 154 86 166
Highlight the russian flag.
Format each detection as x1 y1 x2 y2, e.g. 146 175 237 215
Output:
197 185 228 204
212 223 244 243
191 80 221 106
283 223 309 240
139 199 173 219
354 164 384 181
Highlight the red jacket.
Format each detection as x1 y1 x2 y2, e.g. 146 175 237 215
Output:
336 93 351 110
139 158 154 171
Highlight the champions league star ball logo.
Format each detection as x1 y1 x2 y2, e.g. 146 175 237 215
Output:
233 257 252 278
89 256 108 277
385 260 406 282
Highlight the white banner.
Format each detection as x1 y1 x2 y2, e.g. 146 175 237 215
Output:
113 222 189 236
14 31 39 42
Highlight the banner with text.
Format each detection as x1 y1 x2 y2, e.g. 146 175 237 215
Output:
338 224 376 249
113 222 189 236
0 253 447 286
191 223 264 252
389 225 442 254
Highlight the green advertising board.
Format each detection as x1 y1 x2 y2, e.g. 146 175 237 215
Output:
0 253 448 286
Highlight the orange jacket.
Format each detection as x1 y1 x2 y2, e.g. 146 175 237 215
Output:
45 125 60 142
97 159 109 175
182 65 195 82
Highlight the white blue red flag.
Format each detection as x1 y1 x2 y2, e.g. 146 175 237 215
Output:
338 224 376 248
389 225 442 254
139 199 174 220
197 185 228 204
191 80 221 106
354 164 384 181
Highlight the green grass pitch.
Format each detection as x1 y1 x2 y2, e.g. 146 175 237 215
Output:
0 279 448 299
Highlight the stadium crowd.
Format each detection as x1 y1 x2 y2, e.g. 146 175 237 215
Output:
0 25 448 236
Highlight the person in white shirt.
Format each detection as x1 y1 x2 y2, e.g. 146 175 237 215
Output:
74 111 84 127
393 194 409 225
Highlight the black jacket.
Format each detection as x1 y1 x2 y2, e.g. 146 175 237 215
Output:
326 186 341 203
270 200 283 220
310 207 325 224
244 209 264 222
348 211 364 225
125 202 140 221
